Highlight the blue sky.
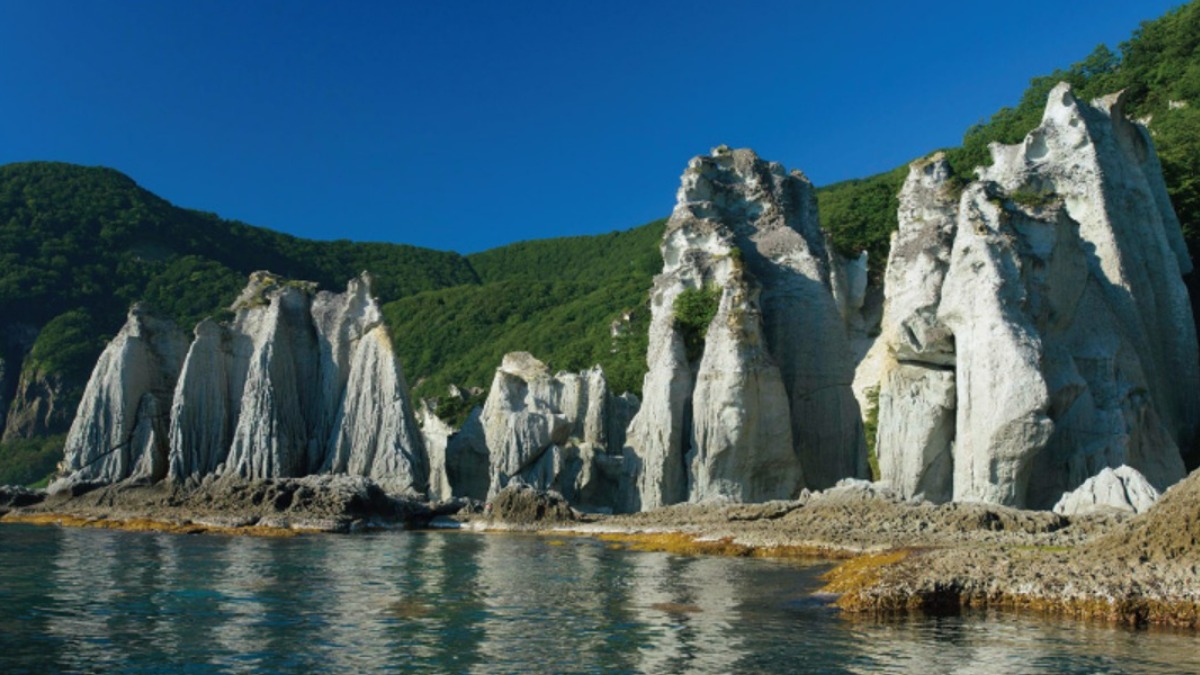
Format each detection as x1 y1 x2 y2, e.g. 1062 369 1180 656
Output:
0 1 1186 253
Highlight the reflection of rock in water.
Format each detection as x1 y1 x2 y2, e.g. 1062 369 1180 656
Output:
842 613 1168 675
47 528 122 671
212 537 276 666
144 535 184 658
626 553 744 674
473 535 649 673
650 602 703 614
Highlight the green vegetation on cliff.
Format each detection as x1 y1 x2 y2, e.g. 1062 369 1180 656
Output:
818 1 1200 274
386 221 664 399
0 163 662 483
672 285 721 362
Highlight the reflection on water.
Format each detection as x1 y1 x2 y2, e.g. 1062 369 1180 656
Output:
1 524 1198 674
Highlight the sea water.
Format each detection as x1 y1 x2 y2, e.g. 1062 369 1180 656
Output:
1 524 1197 674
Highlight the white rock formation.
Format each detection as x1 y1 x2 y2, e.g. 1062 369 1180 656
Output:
478 352 637 511
419 403 456 501
875 83 1197 509
166 319 241 480
51 307 189 492
55 272 428 496
624 147 867 510
177 272 427 494
221 279 321 479
874 155 960 504
323 324 426 495
1053 465 1160 515
419 397 493 502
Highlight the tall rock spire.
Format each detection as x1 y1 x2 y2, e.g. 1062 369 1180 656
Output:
624 146 867 510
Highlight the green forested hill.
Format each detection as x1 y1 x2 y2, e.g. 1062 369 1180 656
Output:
387 221 665 401
818 1 1200 275
0 161 480 331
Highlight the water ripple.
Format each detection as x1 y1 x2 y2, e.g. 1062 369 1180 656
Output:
1 524 1197 674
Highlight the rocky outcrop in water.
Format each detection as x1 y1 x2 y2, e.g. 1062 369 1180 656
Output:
624 147 867 510
477 352 637 511
875 83 1198 509
52 272 428 496
487 483 575 524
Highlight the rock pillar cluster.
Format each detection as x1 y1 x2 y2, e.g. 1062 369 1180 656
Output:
440 352 638 512
48 86 1199 514
53 272 427 496
875 84 1197 509
624 147 867 510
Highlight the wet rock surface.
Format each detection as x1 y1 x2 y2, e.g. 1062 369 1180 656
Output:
0 485 45 514
22 474 430 532
487 483 574 525
824 467 1200 628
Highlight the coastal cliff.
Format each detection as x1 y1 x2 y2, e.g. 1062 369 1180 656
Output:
32 88 1200 520
874 84 1198 510
52 272 427 496
624 147 867 510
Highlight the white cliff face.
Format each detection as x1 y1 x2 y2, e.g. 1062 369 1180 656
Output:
324 325 427 496
418 403 455 502
58 272 427 495
875 83 1197 509
213 273 426 493
167 319 240 480
625 147 866 511
51 307 188 492
1053 465 1160 516
223 283 320 479
478 352 637 511
873 156 961 503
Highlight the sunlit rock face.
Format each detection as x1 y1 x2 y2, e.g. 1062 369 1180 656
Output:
624 147 867 511
478 352 637 512
52 307 189 492
1053 465 1160 516
53 272 427 496
876 83 1197 509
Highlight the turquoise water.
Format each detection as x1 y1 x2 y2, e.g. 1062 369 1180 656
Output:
1 524 1198 674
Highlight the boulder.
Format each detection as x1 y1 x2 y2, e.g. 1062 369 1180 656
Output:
1053 465 1160 515
624 147 866 510
488 483 574 524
